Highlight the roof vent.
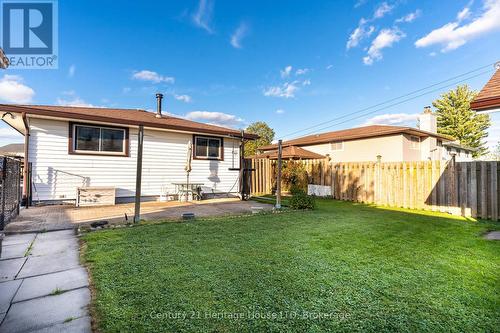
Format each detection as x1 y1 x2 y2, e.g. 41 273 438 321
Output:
155 93 163 118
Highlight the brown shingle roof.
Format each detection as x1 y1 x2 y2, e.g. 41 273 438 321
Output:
470 68 500 111
260 125 453 150
0 104 258 139
251 146 325 160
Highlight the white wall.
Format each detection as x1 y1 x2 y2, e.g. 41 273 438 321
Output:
300 134 405 162
28 118 241 201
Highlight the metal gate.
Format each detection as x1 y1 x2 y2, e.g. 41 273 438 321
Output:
0 157 22 230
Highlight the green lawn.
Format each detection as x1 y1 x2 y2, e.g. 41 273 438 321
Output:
82 200 500 333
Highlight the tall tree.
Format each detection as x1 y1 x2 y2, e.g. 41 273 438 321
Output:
433 85 491 157
244 121 275 157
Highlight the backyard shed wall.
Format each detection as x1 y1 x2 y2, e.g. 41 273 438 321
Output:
28 118 241 202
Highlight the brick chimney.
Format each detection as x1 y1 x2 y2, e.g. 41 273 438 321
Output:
418 106 437 133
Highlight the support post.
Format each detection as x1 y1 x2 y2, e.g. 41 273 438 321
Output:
240 130 246 200
22 112 30 208
0 158 6 230
134 125 144 223
276 140 283 209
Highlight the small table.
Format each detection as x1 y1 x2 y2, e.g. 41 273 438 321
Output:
172 182 204 201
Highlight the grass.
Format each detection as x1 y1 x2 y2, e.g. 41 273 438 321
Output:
82 200 500 333
50 288 65 296
252 194 291 206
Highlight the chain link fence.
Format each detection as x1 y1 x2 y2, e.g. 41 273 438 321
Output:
0 157 22 230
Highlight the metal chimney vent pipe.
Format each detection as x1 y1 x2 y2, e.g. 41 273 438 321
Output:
155 93 163 118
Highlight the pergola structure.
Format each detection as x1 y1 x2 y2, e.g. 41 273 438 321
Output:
251 145 325 160
470 62 500 113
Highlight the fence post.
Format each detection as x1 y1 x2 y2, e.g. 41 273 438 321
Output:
375 155 381 204
275 140 283 209
0 158 6 230
491 162 498 221
16 160 21 216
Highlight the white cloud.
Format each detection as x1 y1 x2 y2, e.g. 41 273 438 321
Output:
132 70 175 84
363 113 419 126
415 0 500 52
68 64 76 78
263 81 300 98
295 68 310 75
374 2 394 19
363 28 405 65
302 79 311 86
276 109 285 114
346 20 375 49
355 0 367 8
56 91 94 107
56 97 94 107
174 94 192 103
185 111 243 128
230 22 249 49
280 65 293 78
326 64 334 70
0 127 23 145
0 75 35 103
396 9 422 23
457 7 471 21
192 0 214 33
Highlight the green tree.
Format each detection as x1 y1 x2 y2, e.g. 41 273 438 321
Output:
244 121 275 157
433 85 491 157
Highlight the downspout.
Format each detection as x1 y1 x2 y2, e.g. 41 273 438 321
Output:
22 112 30 208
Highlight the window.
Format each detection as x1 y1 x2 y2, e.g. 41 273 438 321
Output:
71 123 127 156
194 135 223 160
330 141 344 151
409 136 420 149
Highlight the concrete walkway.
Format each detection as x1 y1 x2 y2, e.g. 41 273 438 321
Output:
0 230 91 333
6 199 272 233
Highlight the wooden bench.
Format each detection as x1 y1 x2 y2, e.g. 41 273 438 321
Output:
76 187 116 207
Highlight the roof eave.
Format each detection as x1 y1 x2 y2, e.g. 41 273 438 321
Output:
0 105 258 140
470 96 500 111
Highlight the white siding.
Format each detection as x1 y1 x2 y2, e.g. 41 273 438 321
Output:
28 118 241 201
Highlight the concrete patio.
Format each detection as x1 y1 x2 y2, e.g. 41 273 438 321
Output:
5 198 273 233
0 230 91 333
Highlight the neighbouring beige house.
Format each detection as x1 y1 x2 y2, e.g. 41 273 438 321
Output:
0 143 24 158
260 108 474 162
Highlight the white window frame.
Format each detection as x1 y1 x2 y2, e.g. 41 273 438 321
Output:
72 124 127 156
330 141 344 151
409 136 420 150
194 135 223 160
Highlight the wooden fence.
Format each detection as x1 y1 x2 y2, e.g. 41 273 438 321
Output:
248 158 500 221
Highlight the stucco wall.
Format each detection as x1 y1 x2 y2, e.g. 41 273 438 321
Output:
301 134 405 162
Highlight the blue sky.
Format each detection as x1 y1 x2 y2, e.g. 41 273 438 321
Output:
1 0 499 151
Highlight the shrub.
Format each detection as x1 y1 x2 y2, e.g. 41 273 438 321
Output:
289 192 315 210
289 184 305 195
281 161 308 193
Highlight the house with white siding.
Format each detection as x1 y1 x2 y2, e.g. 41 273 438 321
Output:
0 96 256 204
